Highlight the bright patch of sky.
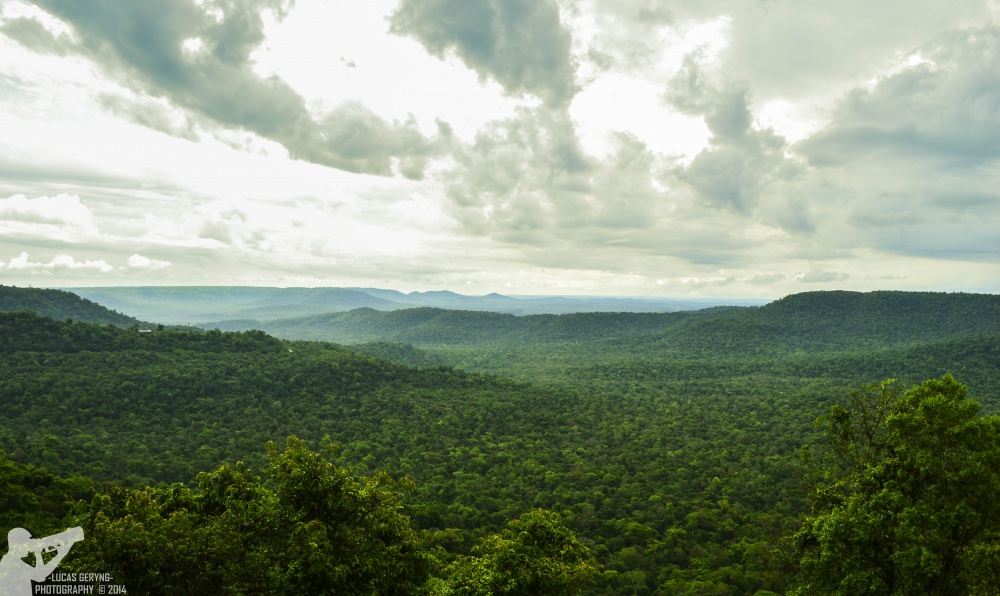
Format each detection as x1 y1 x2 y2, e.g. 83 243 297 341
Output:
250 0 530 142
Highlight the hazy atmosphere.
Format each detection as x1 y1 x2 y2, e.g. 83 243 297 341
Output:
1 0 999 296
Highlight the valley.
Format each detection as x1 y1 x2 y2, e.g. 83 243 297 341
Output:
2 286 999 593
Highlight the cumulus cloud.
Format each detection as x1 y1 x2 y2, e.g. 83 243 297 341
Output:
22 0 445 178
126 253 170 271
714 0 988 101
139 202 269 252
647 22 1000 270
444 106 593 237
800 27 1000 168
797 268 850 283
389 0 578 106
666 57 801 217
0 14 75 55
574 0 677 78
2 251 112 273
520 0 1000 282
0 193 100 239
788 25 1000 262
442 105 680 247
0 193 89 224
586 0 987 101
98 92 200 141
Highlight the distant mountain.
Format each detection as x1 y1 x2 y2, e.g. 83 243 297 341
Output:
351 287 749 314
0 285 150 327
204 291 1000 356
68 285 765 323
203 306 718 345
631 290 1000 353
68 286 400 324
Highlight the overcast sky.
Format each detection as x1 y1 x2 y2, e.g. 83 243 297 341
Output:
1 0 999 297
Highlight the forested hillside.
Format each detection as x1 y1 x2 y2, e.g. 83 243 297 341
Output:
208 290 1000 353
3 290 1000 593
0 310 819 592
0 285 149 327
207 306 717 344
69 285 757 322
69 285 402 323
211 291 1000 407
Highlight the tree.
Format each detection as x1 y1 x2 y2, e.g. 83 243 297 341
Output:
67 438 432 595
793 375 1000 594
444 509 599 595
266 436 431 595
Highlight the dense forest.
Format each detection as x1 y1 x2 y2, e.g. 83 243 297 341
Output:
0 285 151 328
206 291 1000 348
2 287 1000 593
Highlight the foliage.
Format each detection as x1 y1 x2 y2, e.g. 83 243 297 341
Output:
4 288 1000 594
0 451 97 553
351 342 448 368
65 437 431 595
0 309 823 593
444 510 599 595
793 375 1000 594
0 285 150 328
211 291 1000 356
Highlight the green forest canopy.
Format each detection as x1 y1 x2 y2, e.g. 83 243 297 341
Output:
2 286 1000 593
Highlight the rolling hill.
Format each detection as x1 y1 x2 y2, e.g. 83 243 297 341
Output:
66 285 765 323
3 287 1000 593
205 290 1000 353
0 285 151 327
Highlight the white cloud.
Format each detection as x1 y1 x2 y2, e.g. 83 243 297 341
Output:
0 0 75 39
0 193 100 240
254 1 469 113
126 253 170 271
0 193 90 225
0 0 999 296
797 268 850 283
3 251 112 273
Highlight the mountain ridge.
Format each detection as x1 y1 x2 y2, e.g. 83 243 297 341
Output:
0 285 151 328
66 285 766 322
202 290 1000 354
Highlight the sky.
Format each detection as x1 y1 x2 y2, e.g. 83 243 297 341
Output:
0 0 999 298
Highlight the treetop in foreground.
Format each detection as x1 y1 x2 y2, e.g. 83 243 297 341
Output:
794 374 1000 594
64 438 598 595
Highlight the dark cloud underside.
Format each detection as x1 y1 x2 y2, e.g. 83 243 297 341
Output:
667 58 800 217
29 0 442 177
800 28 1000 168
390 0 577 106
